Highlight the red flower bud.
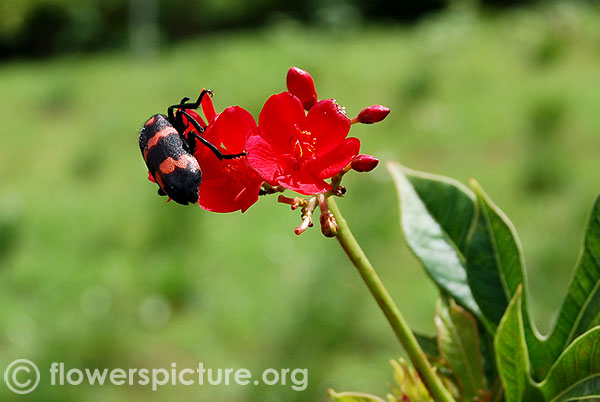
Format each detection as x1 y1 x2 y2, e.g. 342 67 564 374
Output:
356 105 390 124
286 67 318 110
351 154 379 172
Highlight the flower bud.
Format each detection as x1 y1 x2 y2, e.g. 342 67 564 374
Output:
320 213 338 237
356 105 390 124
286 67 318 110
351 154 379 172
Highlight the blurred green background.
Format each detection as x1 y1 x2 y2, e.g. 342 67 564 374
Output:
1 0 600 401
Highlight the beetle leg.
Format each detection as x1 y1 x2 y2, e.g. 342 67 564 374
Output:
167 89 213 124
178 90 213 110
179 109 245 160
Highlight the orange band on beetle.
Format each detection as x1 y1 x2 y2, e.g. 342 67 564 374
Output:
147 127 178 150
159 154 199 174
144 115 157 127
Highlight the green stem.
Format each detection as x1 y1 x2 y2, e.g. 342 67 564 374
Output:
328 198 455 402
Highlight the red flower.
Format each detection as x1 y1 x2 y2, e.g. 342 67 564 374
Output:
183 95 263 212
246 92 360 195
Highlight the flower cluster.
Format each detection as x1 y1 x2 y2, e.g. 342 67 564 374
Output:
145 67 389 234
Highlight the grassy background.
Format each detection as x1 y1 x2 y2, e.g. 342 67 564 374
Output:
1 2 600 401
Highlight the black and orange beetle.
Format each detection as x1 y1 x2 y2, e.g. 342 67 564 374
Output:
139 90 244 205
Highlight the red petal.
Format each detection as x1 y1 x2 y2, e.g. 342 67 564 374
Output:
258 92 306 153
198 171 262 213
234 184 263 213
204 106 257 153
201 92 217 124
196 150 263 213
306 99 351 155
276 173 331 196
245 135 286 184
308 137 361 180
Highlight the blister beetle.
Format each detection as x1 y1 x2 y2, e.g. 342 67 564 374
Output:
139 90 245 205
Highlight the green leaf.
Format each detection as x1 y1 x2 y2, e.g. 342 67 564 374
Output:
540 326 600 401
543 196 600 370
465 180 526 330
494 286 544 402
391 163 600 382
479 322 500 393
388 163 480 318
328 389 386 402
414 331 440 360
435 299 487 400
466 189 600 380
549 375 600 402
465 181 552 380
